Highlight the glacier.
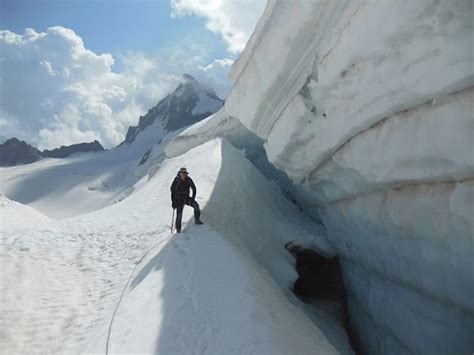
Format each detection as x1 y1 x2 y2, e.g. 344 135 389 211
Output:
1 0 473 354
0 139 352 354
166 0 474 354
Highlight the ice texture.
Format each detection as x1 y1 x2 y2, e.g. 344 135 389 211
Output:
167 0 474 353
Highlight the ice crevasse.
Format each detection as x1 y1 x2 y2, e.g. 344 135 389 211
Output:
167 0 474 354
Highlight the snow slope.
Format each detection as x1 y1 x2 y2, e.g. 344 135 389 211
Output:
1 139 352 354
0 136 168 219
1 193 50 228
166 1 474 354
107 226 339 355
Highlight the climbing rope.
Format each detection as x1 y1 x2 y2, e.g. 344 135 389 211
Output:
105 227 174 354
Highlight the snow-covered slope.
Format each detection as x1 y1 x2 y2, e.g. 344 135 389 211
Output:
0 142 162 219
0 193 50 228
0 76 223 219
166 1 474 354
1 138 351 354
107 227 338 355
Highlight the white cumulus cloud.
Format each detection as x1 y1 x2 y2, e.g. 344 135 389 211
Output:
0 27 177 150
196 58 234 97
170 0 266 54
0 23 240 150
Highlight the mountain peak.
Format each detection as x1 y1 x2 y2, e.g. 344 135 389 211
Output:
121 75 224 145
5 137 22 144
182 73 196 81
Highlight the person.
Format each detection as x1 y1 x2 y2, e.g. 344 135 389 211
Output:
170 167 203 233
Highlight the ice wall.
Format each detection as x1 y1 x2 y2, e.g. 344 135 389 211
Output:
170 0 474 354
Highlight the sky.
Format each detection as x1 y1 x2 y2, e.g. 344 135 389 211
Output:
0 0 266 149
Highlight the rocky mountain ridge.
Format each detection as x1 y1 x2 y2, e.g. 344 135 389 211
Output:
121 74 224 145
0 138 105 166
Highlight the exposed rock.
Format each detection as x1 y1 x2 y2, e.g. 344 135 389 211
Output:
121 74 224 145
0 138 105 166
0 138 42 166
42 140 104 158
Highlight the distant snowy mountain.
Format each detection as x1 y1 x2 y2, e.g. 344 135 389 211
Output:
122 73 224 145
0 75 224 218
0 138 42 166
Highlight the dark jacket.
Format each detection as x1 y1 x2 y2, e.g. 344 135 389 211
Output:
170 174 196 203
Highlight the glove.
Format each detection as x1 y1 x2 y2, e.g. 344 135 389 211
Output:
172 200 177 209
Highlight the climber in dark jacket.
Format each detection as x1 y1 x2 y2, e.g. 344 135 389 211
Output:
170 167 203 233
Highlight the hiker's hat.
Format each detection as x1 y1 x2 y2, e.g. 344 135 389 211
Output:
179 167 188 174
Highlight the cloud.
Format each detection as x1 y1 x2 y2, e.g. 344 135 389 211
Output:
136 42 233 98
0 25 236 150
170 0 266 54
198 58 234 71
0 27 178 149
196 58 234 97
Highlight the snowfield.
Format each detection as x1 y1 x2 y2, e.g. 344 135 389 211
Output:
0 127 177 220
1 139 352 354
107 226 339 355
1 193 50 228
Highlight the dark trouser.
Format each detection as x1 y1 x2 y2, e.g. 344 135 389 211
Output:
175 197 200 231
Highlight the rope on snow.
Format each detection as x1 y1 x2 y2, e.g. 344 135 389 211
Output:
105 226 175 354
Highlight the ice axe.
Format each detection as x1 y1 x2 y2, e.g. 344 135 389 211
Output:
171 208 175 234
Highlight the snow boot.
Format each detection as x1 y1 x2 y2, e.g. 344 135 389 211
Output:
195 219 203 225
